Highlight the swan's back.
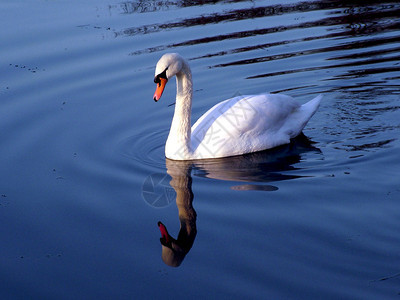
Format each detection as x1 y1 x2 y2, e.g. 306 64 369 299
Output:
191 93 321 159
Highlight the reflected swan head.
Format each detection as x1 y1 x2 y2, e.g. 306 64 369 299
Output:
158 221 187 267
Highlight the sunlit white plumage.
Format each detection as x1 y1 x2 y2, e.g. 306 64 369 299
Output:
153 53 321 160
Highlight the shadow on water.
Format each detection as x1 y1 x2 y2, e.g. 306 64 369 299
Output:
156 134 320 267
121 0 400 67
190 133 320 187
116 0 251 14
121 0 400 102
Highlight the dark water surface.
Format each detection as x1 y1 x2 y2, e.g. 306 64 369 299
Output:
1 0 400 298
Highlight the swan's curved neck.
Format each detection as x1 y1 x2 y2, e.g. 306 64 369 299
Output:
166 60 193 160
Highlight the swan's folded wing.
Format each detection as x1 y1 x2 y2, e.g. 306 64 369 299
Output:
191 95 259 152
190 93 317 158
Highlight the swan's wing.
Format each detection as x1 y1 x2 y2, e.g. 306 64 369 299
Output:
191 93 301 158
191 95 259 150
192 93 300 135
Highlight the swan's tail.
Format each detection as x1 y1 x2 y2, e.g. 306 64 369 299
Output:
301 94 322 117
300 94 322 124
291 94 322 136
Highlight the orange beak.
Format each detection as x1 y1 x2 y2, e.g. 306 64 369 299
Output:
153 78 168 102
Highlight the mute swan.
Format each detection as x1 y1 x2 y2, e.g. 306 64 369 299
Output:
153 53 321 160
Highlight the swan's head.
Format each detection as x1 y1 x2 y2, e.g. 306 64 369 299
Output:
153 53 184 102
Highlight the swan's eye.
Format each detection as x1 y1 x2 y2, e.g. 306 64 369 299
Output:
154 68 168 86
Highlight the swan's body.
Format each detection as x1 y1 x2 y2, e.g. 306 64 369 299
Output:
153 53 321 160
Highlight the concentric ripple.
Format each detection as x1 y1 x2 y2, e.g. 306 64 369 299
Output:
117 127 169 171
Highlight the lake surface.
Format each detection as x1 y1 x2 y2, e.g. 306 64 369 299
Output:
1 0 400 298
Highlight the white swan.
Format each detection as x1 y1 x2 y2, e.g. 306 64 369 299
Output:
153 53 321 160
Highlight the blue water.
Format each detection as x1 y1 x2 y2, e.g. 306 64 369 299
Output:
1 0 400 298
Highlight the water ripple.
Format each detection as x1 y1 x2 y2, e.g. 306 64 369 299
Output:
2 1 400 298
117 128 168 171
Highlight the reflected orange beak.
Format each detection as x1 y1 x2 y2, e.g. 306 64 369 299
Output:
158 221 171 245
153 78 168 102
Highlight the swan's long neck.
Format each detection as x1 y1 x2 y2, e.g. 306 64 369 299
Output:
166 61 193 160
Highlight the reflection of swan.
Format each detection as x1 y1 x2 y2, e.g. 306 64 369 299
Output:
158 160 197 267
191 133 321 190
153 53 321 160
157 136 320 266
